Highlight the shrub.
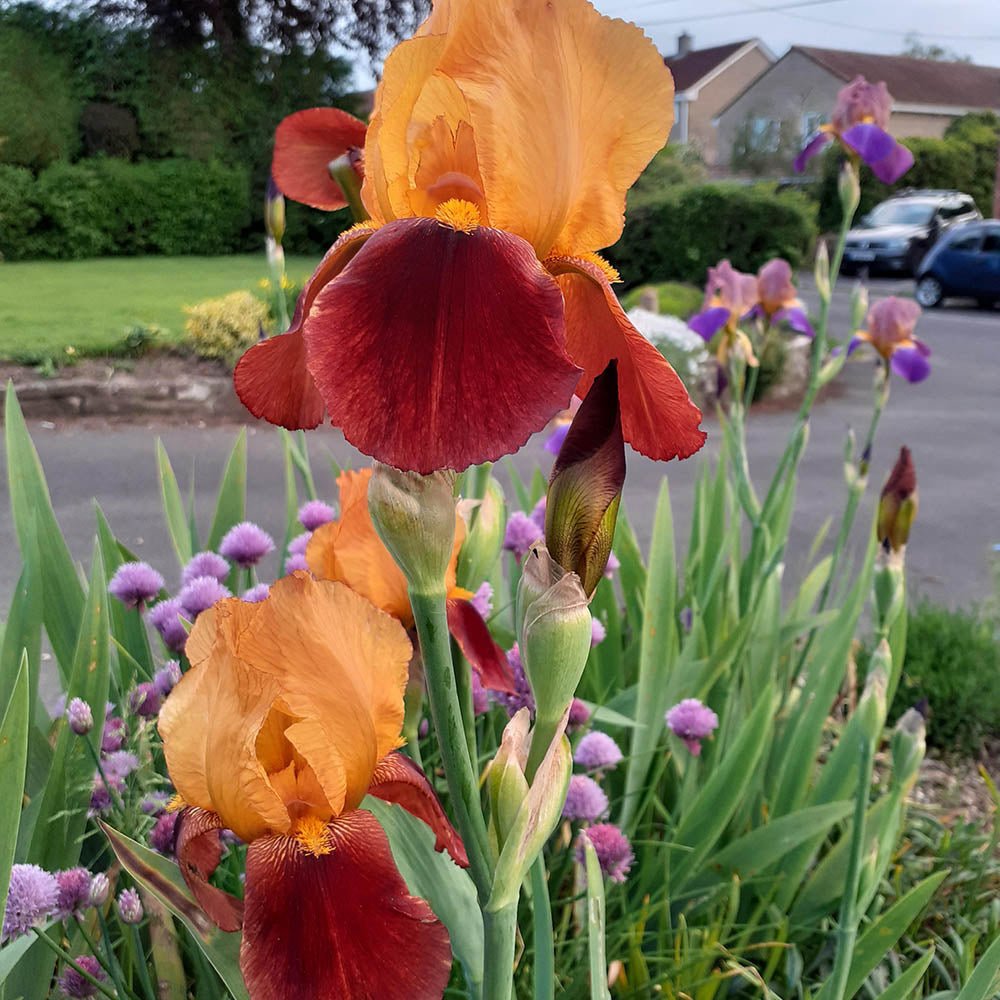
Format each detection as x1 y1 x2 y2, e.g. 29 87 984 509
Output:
0 164 42 261
609 183 817 287
753 333 788 402
184 290 270 362
0 158 252 259
619 281 703 319
890 600 1000 757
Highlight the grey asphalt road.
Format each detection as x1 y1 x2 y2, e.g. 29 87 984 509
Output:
0 278 997 613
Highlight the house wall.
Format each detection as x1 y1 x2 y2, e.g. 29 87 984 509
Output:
681 47 773 165
714 49 844 172
891 111 953 139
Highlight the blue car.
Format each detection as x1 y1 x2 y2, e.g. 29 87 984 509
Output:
915 221 1000 308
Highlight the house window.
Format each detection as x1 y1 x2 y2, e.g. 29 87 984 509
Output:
801 111 824 140
749 117 781 153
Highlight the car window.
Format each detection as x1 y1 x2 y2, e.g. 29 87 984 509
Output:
948 232 982 252
867 201 936 226
982 233 1000 253
959 199 977 215
938 203 965 220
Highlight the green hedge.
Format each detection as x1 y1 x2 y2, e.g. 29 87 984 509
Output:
608 183 817 287
0 158 253 260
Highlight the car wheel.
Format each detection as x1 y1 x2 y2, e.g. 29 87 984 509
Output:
915 275 944 308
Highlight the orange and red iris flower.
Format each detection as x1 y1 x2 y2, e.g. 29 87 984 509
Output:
307 467 516 692
158 573 467 999
236 0 706 474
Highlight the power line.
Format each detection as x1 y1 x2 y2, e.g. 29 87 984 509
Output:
641 0 847 28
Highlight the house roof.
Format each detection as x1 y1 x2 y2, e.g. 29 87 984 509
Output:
666 40 758 93
795 45 1000 108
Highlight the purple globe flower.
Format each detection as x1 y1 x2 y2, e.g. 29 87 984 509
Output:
153 661 182 697
577 824 634 883
146 598 188 653
180 551 230 587
665 698 720 756
471 672 489 716
562 775 609 822
57 955 105 998
287 532 312 556
149 812 178 856
492 644 534 717
140 791 169 815
298 500 336 531
117 888 143 925
503 511 543 561
284 553 309 574
470 582 493 619
128 683 161 718
55 868 93 919
2 864 59 941
66 698 93 736
590 618 606 647
218 521 275 568
567 698 592 732
87 873 110 907
604 552 620 578
529 495 547 532
242 583 270 603
574 731 623 772
108 562 163 610
101 716 126 753
544 421 570 455
103 750 140 789
178 576 231 618
89 784 112 815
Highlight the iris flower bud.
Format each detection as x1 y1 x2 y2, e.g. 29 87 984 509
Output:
368 463 457 595
458 477 506 590
544 362 625 599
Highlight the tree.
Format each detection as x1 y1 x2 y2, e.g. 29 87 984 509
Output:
87 0 430 66
901 33 972 63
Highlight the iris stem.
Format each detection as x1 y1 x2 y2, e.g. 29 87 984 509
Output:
482 901 518 1000
409 587 493 898
452 637 479 768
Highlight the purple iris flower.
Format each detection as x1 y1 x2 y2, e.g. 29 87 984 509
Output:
795 76 913 184
849 297 930 383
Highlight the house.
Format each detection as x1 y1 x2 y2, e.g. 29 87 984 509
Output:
665 33 775 166
713 46 1000 173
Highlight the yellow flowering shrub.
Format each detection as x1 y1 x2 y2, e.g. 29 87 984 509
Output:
183 291 271 362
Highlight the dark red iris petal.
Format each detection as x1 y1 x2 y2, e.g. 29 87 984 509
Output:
234 227 375 430
304 217 581 473
368 751 469 866
174 807 244 933
240 811 452 1000
272 108 368 211
446 597 516 694
547 256 707 462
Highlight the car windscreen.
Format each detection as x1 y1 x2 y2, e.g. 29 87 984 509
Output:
865 202 936 226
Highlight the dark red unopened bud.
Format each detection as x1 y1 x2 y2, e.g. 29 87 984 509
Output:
544 362 625 598
877 446 917 552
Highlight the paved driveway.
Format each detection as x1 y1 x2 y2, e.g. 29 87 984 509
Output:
0 278 997 612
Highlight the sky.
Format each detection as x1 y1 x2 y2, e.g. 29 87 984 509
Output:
600 0 1000 66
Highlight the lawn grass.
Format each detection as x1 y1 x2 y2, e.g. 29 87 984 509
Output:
0 254 320 363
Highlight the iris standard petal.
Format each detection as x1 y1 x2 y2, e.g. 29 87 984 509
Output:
547 255 707 462
304 215 580 473
272 108 368 211
240 812 452 1000
234 225 377 430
